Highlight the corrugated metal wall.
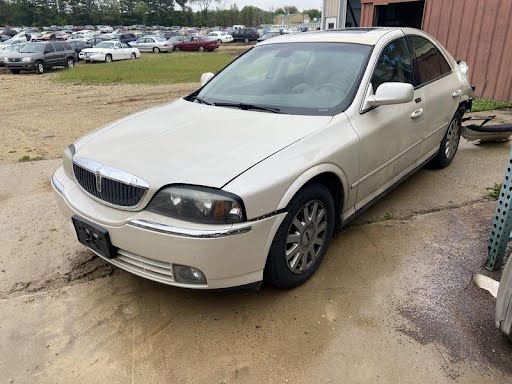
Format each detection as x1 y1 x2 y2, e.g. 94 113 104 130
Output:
361 0 512 100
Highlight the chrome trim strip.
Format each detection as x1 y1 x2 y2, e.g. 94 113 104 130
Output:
128 219 252 238
51 172 65 195
73 156 150 188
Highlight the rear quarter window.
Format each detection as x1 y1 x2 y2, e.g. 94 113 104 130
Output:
54 42 64 52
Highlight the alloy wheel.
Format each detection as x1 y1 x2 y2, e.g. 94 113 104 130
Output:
285 200 328 274
445 118 461 159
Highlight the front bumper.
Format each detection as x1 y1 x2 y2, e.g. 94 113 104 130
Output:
52 166 286 289
6 62 35 71
81 53 105 62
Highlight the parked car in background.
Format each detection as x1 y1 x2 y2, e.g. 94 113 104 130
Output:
51 28 473 290
79 41 140 62
0 43 23 66
172 36 219 52
205 31 233 44
0 34 11 42
85 36 108 47
161 31 181 39
232 28 259 42
0 38 24 50
68 40 92 56
257 32 281 42
129 35 170 53
39 31 69 41
497 255 512 340
114 33 137 44
5 41 75 74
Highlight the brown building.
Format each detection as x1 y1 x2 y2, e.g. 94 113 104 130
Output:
358 0 512 100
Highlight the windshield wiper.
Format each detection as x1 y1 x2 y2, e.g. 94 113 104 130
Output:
189 95 212 105
213 102 281 114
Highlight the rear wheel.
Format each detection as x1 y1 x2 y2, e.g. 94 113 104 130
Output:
10 69 20 74
66 57 74 68
153 47 160 53
264 184 335 289
35 61 44 74
431 112 462 168
198 46 205 52
131 52 136 59
217 39 222 44
105 54 112 63
244 38 249 43
174 46 179 52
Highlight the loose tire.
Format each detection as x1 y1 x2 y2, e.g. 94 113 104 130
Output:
431 112 462 169
264 183 335 289
10 69 20 74
35 61 44 74
198 46 205 52
66 58 74 68
131 52 136 60
153 47 160 53
105 54 112 63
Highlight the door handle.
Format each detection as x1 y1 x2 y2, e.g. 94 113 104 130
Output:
452 89 462 98
411 108 424 119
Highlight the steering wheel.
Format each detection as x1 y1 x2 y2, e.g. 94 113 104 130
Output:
317 83 344 93
291 83 312 94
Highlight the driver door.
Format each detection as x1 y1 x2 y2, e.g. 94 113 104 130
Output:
349 36 426 209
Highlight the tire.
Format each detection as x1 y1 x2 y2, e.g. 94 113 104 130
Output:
131 52 136 60
35 61 44 74
174 47 179 52
105 54 112 63
244 38 249 43
217 39 222 44
10 69 20 74
430 112 462 169
198 46 205 52
264 183 335 289
153 47 160 53
66 57 74 68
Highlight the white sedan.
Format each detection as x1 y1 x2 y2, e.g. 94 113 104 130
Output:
52 28 472 290
79 41 140 62
205 31 233 43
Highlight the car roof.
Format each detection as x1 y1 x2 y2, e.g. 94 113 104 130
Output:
257 27 401 46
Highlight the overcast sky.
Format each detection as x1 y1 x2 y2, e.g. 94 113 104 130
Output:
205 0 323 12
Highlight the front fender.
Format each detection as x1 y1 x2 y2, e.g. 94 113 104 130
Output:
276 163 349 211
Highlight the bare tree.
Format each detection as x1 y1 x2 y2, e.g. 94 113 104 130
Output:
190 0 219 12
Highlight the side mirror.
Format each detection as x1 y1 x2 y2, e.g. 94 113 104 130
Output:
365 82 414 108
200 72 214 86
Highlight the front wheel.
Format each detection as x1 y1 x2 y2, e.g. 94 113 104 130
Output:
244 38 249 43
131 52 136 59
431 112 462 168
217 39 222 44
264 184 335 289
35 61 44 74
105 54 112 63
198 46 205 52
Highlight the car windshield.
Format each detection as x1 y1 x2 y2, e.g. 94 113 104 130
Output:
96 42 115 49
20 43 44 53
196 42 372 116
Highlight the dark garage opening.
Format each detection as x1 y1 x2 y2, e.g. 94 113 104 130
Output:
374 1 425 28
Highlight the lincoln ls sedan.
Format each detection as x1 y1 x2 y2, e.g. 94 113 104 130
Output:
52 28 473 289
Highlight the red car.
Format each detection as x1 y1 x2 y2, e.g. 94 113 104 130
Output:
172 36 219 52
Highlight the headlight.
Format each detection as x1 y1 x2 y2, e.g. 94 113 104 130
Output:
458 60 469 78
21 57 32 62
147 186 245 224
63 144 75 179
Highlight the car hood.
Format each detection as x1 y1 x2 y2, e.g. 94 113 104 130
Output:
7 52 39 59
75 98 332 190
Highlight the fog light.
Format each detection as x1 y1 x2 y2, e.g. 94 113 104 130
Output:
173 264 207 285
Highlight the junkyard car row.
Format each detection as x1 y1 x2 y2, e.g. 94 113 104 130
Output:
52 28 473 290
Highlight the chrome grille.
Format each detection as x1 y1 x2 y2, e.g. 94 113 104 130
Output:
73 161 147 207
111 250 174 284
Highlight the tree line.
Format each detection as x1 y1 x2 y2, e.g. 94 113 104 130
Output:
0 0 321 28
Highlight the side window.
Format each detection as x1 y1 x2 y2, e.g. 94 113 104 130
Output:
115 43 121 49
371 37 414 92
408 35 452 85
62 42 72 50
45 44 55 53
54 42 64 52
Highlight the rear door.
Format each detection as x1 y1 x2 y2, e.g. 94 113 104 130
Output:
407 34 461 158
52 42 66 65
43 43 58 66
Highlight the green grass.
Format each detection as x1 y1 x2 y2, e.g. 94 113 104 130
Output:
18 155 43 162
472 98 512 113
383 212 395 221
485 183 502 201
56 52 235 85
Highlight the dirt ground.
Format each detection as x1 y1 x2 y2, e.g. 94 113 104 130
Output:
1 73 512 383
